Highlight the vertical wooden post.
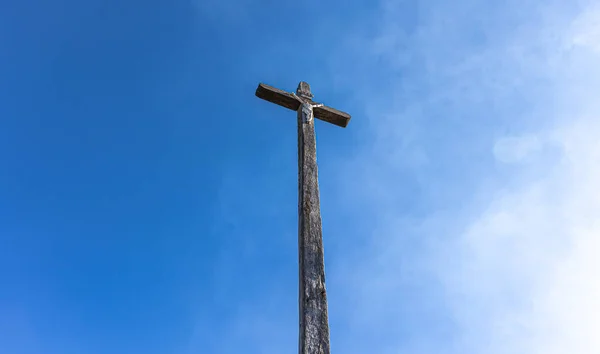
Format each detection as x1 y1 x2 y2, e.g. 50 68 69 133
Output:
296 82 330 354
255 81 350 354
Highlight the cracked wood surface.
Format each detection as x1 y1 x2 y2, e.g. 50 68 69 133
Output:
255 81 351 354
296 82 330 354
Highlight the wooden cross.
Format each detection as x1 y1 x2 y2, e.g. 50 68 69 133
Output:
255 82 351 354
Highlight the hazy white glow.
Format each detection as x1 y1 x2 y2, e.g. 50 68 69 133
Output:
332 1 600 353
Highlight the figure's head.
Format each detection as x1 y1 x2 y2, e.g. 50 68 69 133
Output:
296 81 313 100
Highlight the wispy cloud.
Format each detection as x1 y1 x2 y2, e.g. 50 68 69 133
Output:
327 0 600 353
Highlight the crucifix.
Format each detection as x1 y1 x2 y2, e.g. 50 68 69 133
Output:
255 82 351 354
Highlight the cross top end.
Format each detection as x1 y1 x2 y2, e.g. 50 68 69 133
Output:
296 81 313 100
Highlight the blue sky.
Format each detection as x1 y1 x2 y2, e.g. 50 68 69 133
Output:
2 0 600 353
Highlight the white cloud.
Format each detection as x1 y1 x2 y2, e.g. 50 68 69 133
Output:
493 135 542 164
570 6 600 52
442 117 600 354
330 1 600 353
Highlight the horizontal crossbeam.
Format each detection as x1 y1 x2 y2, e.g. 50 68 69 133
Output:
255 83 351 128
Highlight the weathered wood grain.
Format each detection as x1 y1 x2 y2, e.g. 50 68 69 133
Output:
313 105 351 128
255 83 351 128
254 81 351 354
256 83 302 111
297 82 330 354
